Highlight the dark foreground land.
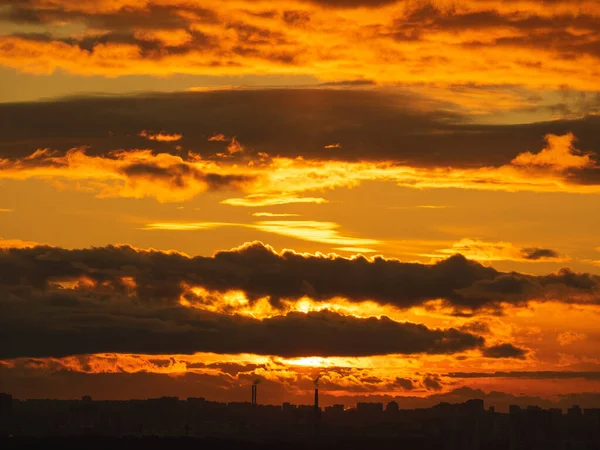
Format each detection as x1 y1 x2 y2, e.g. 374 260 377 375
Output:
0 436 457 450
3 394 600 449
2 435 600 450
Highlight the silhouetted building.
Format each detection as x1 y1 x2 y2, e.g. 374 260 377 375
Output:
385 401 399 413
0 393 12 416
325 404 344 414
2 393 600 449
282 402 296 413
356 402 383 419
509 404 521 415
0 393 12 436
465 399 484 414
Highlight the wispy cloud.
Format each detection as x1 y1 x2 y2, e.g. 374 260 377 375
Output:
143 222 232 231
0 237 41 249
557 331 586 346
390 205 452 210
252 221 379 252
139 130 183 142
422 238 565 263
222 194 329 207
208 134 228 142
143 220 378 251
0 134 598 204
252 212 301 217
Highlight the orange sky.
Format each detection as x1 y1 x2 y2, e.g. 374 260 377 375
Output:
1 0 600 410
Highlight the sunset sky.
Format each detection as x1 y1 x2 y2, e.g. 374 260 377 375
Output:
1 0 600 411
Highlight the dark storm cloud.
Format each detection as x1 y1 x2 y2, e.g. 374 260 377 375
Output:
521 248 560 261
394 377 416 391
120 162 252 190
540 268 598 290
482 344 528 359
0 294 483 358
0 89 599 168
0 241 598 315
422 374 443 391
568 167 600 186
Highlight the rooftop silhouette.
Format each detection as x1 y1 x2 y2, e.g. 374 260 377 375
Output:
3 390 600 449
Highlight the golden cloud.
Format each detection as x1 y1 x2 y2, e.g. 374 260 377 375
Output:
144 219 379 251
139 130 183 142
556 331 586 346
0 238 42 249
252 212 301 217
221 194 329 207
0 0 599 92
422 238 566 263
0 133 598 204
511 133 593 170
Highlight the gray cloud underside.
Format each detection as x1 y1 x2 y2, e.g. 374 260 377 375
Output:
1 240 585 358
1 242 598 313
481 343 528 359
0 294 483 359
0 90 598 169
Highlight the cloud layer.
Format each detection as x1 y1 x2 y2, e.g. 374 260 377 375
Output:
2 90 599 165
1 241 598 317
0 115 599 204
0 0 599 91
0 303 484 359
0 241 513 359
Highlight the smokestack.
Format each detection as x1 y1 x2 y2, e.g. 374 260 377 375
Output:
314 375 320 410
313 375 321 436
252 379 260 406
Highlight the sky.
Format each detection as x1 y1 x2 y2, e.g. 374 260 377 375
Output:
1 0 600 411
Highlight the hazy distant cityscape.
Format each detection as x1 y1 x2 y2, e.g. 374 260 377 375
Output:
3 387 600 449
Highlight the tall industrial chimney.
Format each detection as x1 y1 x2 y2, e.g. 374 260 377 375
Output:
314 375 321 410
252 379 260 406
314 376 321 436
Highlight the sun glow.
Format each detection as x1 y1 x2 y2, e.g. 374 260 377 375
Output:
179 284 399 321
